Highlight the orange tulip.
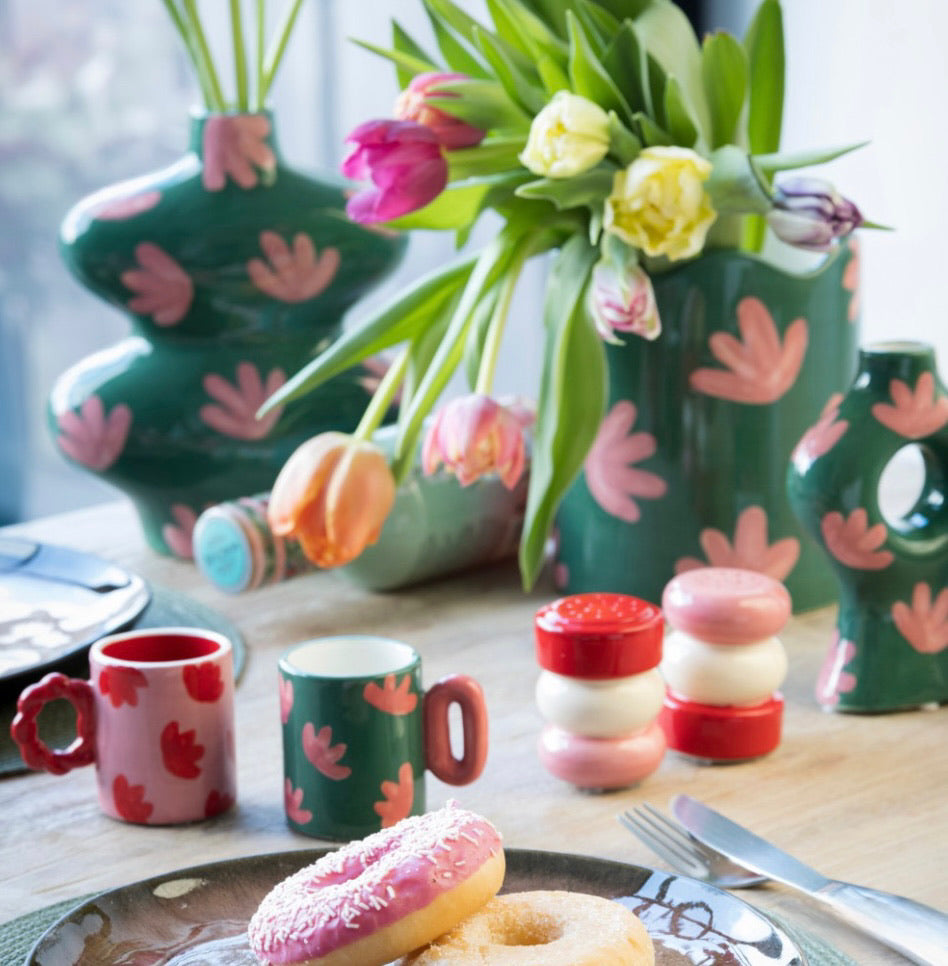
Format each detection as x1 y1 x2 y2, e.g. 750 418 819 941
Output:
268 432 396 568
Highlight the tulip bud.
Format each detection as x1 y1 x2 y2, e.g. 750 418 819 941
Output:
341 119 448 223
520 91 610 179
589 261 661 343
394 72 486 150
767 177 862 251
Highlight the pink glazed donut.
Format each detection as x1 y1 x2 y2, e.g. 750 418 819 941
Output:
248 802 505 966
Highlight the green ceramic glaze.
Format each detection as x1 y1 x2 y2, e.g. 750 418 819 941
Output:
50 111 405 558
555 241 859 612
787 342 948 712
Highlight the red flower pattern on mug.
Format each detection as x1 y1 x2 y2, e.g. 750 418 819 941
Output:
202 114 276 191
163 503 197 560
871 371 948 439
675 505 800 580
113 775 154 824
160 721 204 779
98 666 148 708
201 363 286 440
121 242 194 326
892 583 948 654
842 239 860 322
284 778 313 824
56 396 132 471
302 723 352 781
791 393 849 470
94 190 162 221
279 676 294 724
247 232 340 302
374 762 414 827
205 789 234 818
363 674 418 715
183 662 224 703
689 297 808 404
815 632 858 707
820 508 893 570
584 401 667 523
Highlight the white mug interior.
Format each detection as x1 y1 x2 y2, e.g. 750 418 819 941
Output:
284 635 417 679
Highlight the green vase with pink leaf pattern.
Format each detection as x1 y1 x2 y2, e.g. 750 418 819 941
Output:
554 240 859 613
50 111 405 557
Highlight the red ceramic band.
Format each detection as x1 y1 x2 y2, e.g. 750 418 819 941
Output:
10 672 97 775
423 674 488 786
661 567 791 646
534 593 663 678
659 690 784 761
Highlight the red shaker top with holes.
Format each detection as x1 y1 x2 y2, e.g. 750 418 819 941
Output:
534 592 663 679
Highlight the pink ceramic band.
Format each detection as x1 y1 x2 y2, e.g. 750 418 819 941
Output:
423 675 488 785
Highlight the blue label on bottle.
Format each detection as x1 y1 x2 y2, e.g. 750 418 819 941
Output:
193 513 252 593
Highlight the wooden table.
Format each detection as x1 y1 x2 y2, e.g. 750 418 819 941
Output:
2 501 946 963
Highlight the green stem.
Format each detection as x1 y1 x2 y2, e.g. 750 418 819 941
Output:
229 0 250 110
474 248 528 396
182 0 228 110
260 0 306 102
353 347 411 443
253 0 266 111
161 0 215 108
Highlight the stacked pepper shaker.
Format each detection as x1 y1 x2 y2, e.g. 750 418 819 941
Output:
534 593 666 790
659 567 790 763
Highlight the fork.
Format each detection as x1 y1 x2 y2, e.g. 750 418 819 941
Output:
618 803 768 888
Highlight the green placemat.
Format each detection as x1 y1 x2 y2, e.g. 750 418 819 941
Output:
0 894 859 965
0 585 246 777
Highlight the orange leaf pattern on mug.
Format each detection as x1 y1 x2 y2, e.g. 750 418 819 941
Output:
56 396 132 472
821 508 893 570
363 674 418 715
791 393 849 470
279 676 294 724
113 775 154 824
374 762 414 827
689 297 808 404
200 362 286 440
675 506 800 581
892 583 948 654
163 504 198 560
302 723 352 781
284 778 313 824
98 666 148 708
202 114 276 191
247 232 341 302
161 721 204 779
183 662 224 703
121 242 194 326
871 371 948 438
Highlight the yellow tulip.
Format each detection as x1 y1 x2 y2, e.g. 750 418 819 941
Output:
520 91 610 179
268 432 396 568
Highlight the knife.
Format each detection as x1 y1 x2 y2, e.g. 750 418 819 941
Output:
672 794 948 966
0 537 130 593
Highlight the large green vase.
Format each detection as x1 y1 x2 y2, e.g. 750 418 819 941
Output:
555 240 859 612
50 111 405 557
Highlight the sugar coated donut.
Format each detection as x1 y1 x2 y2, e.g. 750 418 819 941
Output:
398 890 654 965
248 802 505 966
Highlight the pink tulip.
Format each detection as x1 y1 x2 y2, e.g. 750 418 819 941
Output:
394 72 486 150
341 119 448 223
589 261 661 343
422 394 530 490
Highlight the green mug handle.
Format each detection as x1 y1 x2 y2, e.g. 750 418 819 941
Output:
423 674 488 785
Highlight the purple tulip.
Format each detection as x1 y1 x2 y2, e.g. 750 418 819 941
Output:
341 119 448 223
767 177 863 251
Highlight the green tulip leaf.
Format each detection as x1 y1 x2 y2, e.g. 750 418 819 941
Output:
391 20 439 88
444 137 527 180
351 38 437 80
486 0 568 65
516 0 568 37
425 13 490 79
424 0 487 47
473 25 548 114
634 112 672 147
574 1 621 51
744 0 784 155
462 280 502 390
603 24 647 115
515 165 616 211
426 78 531 130
664 75 698 147
753 140 870 175
536 54 572 95
707 145 772 214
567 11 634 124
607 111 642 165
702 30 748 149
388 173 524 231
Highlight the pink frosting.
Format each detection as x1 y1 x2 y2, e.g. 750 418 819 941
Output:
248 802 502 964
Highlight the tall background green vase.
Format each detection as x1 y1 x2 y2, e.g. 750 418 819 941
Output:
49 111 405 558
555 240 859 613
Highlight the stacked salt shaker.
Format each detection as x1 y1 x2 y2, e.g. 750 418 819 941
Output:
659 567 790 763
534 593 666 790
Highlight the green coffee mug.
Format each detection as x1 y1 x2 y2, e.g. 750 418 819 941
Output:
278 636 488 840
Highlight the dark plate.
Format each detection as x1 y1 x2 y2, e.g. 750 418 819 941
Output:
27 848 806 965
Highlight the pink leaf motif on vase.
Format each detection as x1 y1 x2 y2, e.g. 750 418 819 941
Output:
363 674 418 715
358 355 405 403
279 676 294 724
821 508 893 570
284 778 313 824
121 242 193 326
302 723 352 781
374 762 414 828
815 631 858 707
554 562 569 591
56 396 132 471
892 583 948 654
842 239 860 322
584 401 667 523
94 190 162 221
247 231 341 302
689 297 808 404
162 504 197 560
871 371 948 439
202 114 276 191
200 363 286 440
675 505 800 581
791 393 849 470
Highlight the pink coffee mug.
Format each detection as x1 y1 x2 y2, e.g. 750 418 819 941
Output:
11 627 237 825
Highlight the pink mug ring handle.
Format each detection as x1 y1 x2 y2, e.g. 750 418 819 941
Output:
11 672 96 775
423 674 488 786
